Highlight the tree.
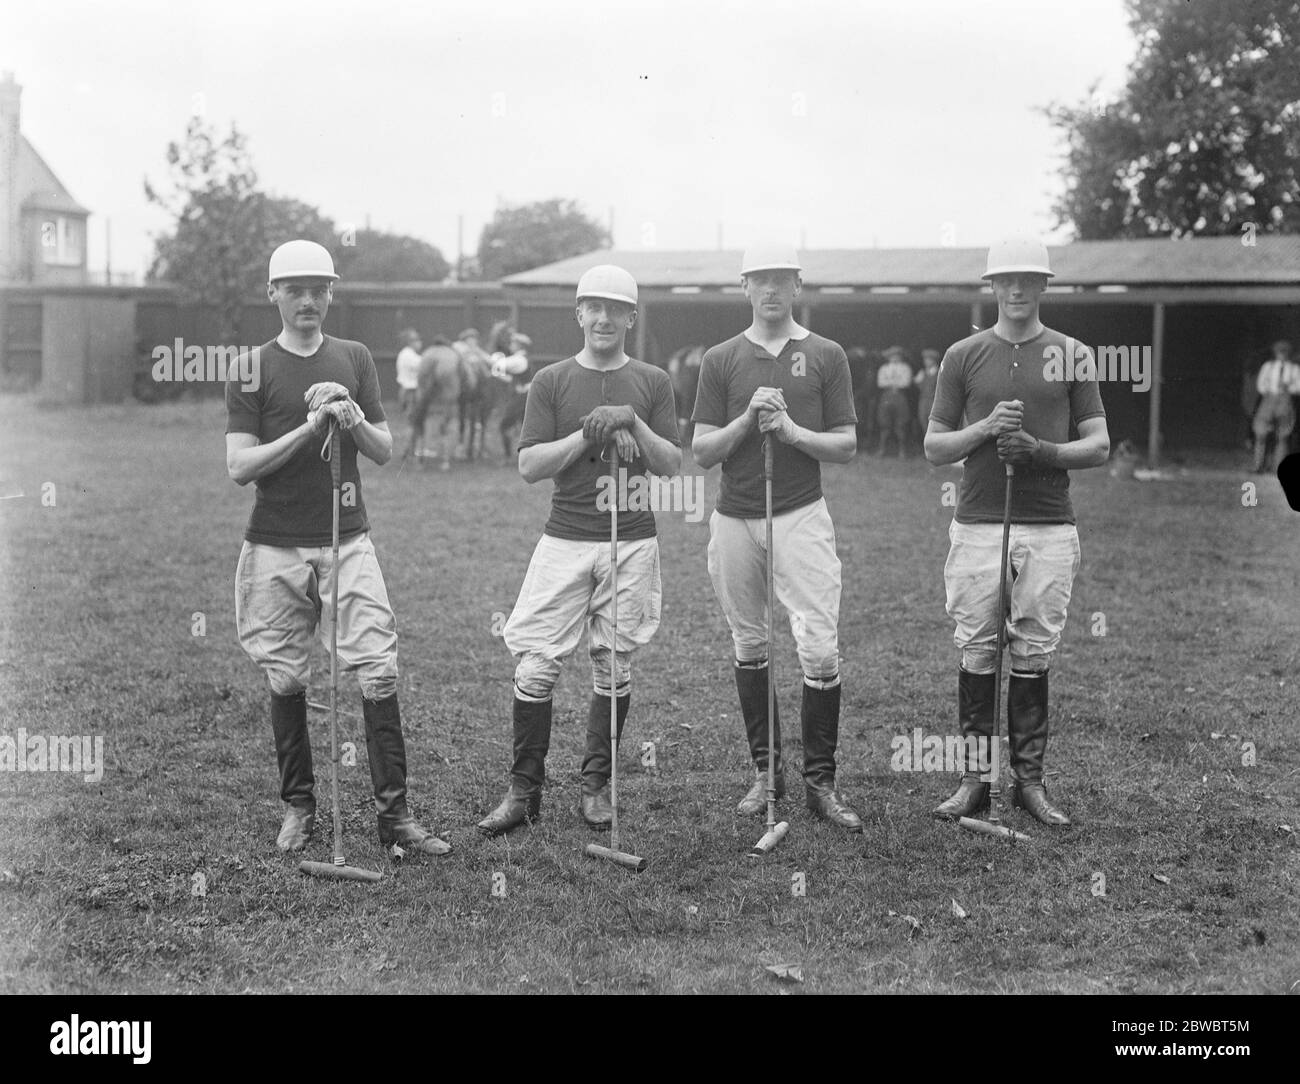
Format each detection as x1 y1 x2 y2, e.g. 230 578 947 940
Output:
476 198 610 280
1044 0 1300 239
145 118 335 341
333 228 450 282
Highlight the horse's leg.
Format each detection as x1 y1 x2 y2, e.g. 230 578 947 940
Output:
467 393 482 461
439 405 453 471
406 408 424 466
474 394 489 460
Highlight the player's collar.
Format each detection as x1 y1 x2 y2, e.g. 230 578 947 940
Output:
275 332 327 358
989 325 1047 347
573 351 630 372
743 325 810 354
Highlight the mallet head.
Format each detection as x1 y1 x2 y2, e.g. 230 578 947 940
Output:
747 820 790 857
956 816 1031 843
298 860 384 882
585 843 647 872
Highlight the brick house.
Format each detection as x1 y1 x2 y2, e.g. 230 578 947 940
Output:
0 72 90 284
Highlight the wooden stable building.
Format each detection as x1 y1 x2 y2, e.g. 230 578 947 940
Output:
2 236 1295 464
502 237 1300 463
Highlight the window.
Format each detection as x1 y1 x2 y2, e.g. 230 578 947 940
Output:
41 216 83 267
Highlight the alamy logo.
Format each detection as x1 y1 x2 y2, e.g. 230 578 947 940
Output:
595 469 705 523
890 727 997 774
49 1015 151 1064
1042 341 1151 392
151 339 261 391
0 729 104 783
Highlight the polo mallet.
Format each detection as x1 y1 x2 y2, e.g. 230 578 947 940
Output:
957 461 1031 843
301 421 384 882
750 436 790 856
586 443 648 873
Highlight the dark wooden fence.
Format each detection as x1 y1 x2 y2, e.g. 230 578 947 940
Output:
0 282 523 403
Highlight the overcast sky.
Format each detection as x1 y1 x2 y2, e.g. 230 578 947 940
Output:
4 0 1136 278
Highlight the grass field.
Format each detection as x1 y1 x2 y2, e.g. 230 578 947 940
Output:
1 395 1297 995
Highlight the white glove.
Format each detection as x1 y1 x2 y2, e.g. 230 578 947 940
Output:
324 398 365 431
304 382 350 412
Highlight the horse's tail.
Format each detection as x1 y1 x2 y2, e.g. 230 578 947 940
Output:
411 357 444 429
458 356 480 396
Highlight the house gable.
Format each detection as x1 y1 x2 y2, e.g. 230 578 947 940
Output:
16 135 89 216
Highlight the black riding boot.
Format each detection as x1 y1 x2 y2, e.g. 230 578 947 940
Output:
477 695 553 836
1007 673 1071 826
932 669 994 819
801 682 862 832
579 691 630 829
734 661 784 816
271 691 315 851
363 694 451 855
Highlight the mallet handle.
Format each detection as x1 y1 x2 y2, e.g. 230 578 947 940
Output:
609 444 620 853
989 461 1014 826
764 436 776 832
329 424 343 865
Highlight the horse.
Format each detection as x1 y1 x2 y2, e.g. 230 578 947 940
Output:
455 341 506 460
440 319 522 462
404 338 462 471
667 345 705 445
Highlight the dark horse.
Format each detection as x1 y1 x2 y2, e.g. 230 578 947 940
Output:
455 335 506 460
667 345 705 446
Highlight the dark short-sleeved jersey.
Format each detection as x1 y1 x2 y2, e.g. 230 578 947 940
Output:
516 356 680 542
692 331 857 518
225 336 386 547
929 327 1106 525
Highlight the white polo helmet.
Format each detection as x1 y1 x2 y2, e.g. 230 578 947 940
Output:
268 239 339 282
741 244 802 275
576 264 638 306
982 236 1054 279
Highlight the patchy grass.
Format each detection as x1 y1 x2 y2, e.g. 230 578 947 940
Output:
0 396 1296 994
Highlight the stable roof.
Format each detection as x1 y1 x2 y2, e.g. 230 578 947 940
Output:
503 236 1300 291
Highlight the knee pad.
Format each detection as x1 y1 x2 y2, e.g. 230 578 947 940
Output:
796 644 839 684
1009 652 1051 677
732 633 769 662
961 647 998 675
266 669 308 697
356 655 399 702
590 647 630 697
359 673 398 701
513 654 560 702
